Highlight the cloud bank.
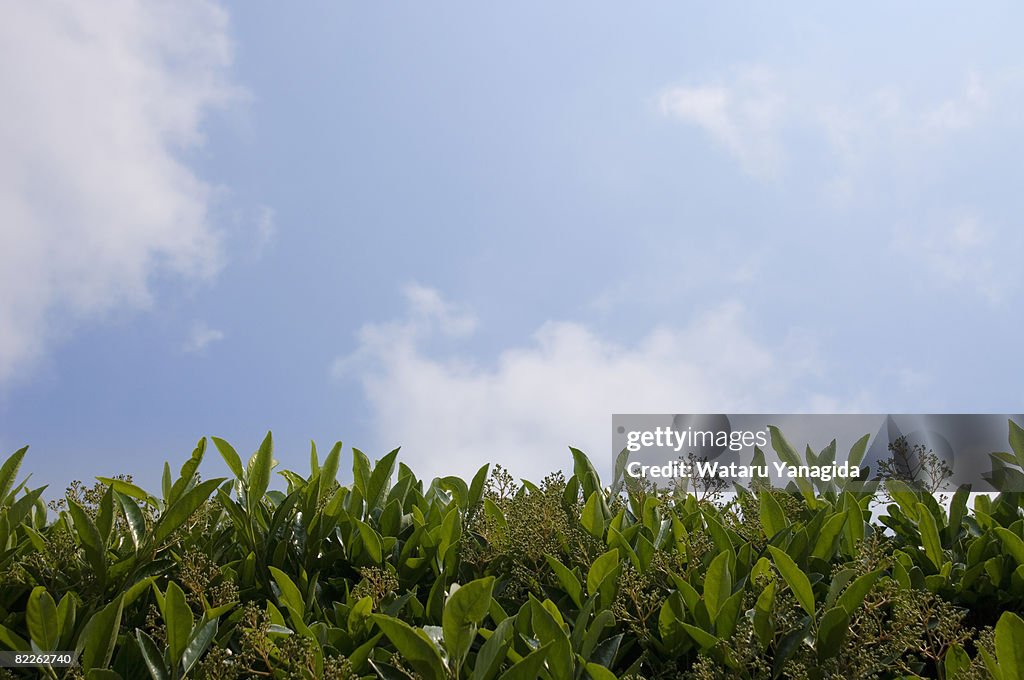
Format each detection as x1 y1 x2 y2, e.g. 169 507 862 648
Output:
0 1 237 384
336 285 839 482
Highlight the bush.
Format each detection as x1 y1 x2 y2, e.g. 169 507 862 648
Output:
1 425 1024 678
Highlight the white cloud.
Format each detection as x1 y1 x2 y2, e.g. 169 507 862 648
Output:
183 320 225 354
335 286 839 482
254 205 277 257
890 216 1017 303
0 1 237 384
659 68 787 180
659 69 993 189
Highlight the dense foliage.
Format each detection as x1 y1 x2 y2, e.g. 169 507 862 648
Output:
2 424 1024 679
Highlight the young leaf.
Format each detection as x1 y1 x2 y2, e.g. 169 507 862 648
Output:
372 614 447 680
758 490 787 538
247 432 274 518
78 596 124 672
703 551 732 620
836 569 882 616
815 606 850 660
767 546 815 617
135 629 169 680
810 512 847 560
164 582 193 664
996 611 1024 680
544 554 582 608
587 549 620 597
182 618 219 676
915 502 944 570
753 581 776 648
0 446 28 505
269 566 307 621
153 478 226 545
581 492 605 540
211 436 245 481
497 643 552 680
26 587 59 651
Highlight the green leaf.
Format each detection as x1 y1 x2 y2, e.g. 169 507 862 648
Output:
211 436 245 481
471 618 513 680
163 582 193 663
161 462 172 503
587 549 620 597
468 464 489 511
758 490 787 538
544 554 582 608
916 502 944 570
704 551 732 620
570 447 601 498
86 669 123 680
681 622 720 650
247 432 274 518
269 566 306 621
356 519 384 565
810 512 846 560
995 528 1024 567
581 491 605 539
497 643 551 680
443 577 495 671
135 630 169 680
79 596 124 672
114 490 147 549
366 448 400 511
584 663 618 680
847 433 870 469
529 599 572 680
68 500 106 582
1009 419 1024 471
153 478 226 545
319 441 342 504
372 614 447 680
26 586 59 651
836 570 882 616
944 644 971 680
768 426 801 467
0 446 27 506
0 623 29 651
768 546 815 617
96 477 160 509
815 606 850 660
182 618 218 676
996 611 1024 680
753 581 776 647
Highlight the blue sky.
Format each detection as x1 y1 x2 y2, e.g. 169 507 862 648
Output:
3 2 1024 493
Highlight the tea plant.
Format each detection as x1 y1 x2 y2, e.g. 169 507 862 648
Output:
0 423 1023 678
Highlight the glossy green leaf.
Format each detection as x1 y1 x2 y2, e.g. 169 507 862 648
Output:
587 549 620 597
836 569 882 616
815 606 849 660
497 643 551 680
545 554 582 607
996 611 1024 680
442 576 494 670
164 581 193 663
78 596 124 672
211 436 245 481
26 586 59 651
704 550 731 620
372 614 447 680
767 546 815 617
135 629 168 680
758 490 787 538
0 446 27 505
